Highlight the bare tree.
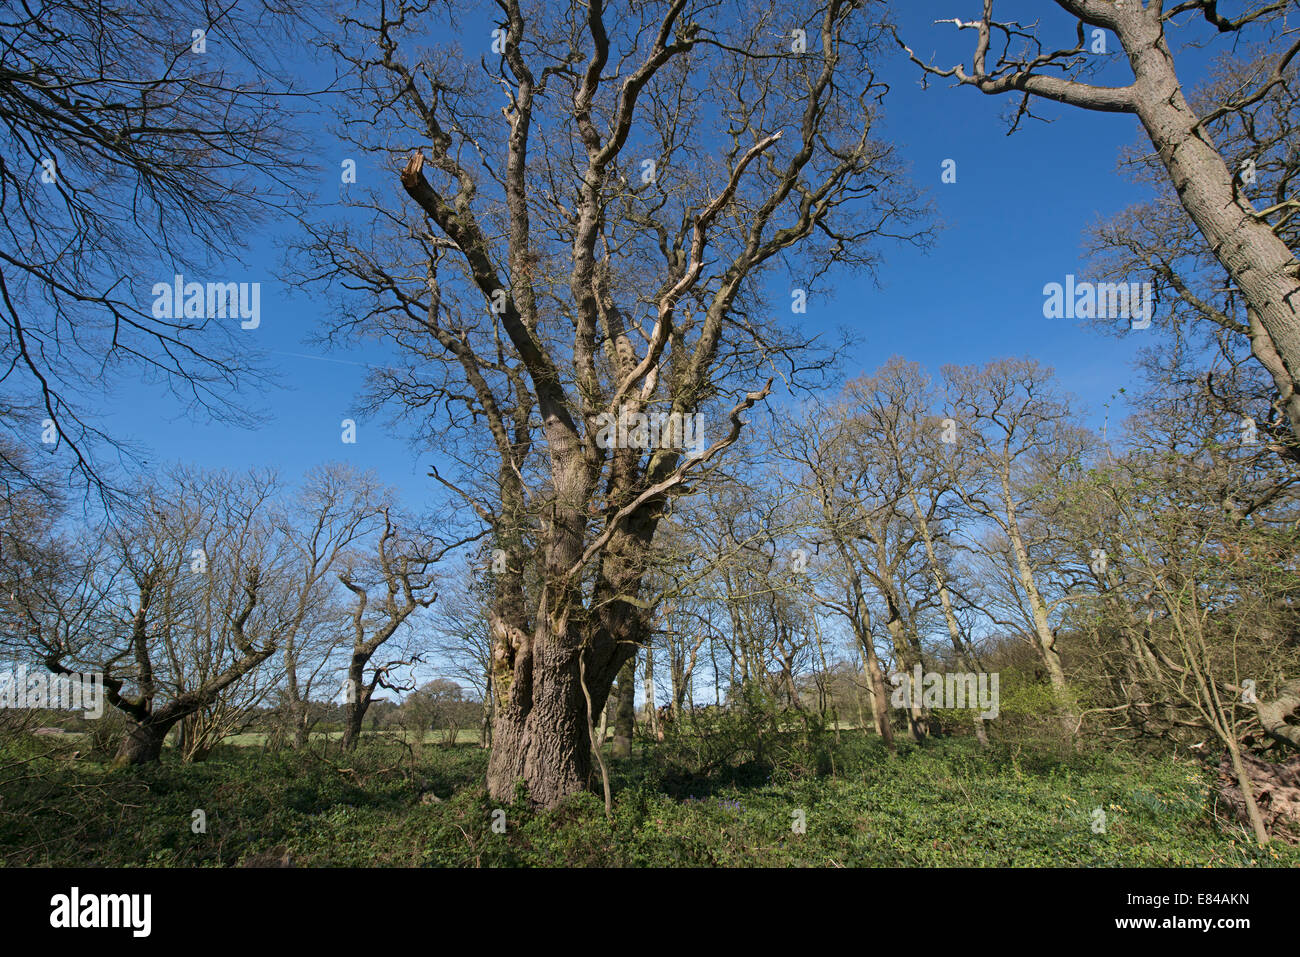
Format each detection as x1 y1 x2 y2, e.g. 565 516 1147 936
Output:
1095 416 1292 844
15 469 272 762
278 465 390 749
943 358 1095 729
0 0 304 494
778 403 898 747
900 1 1300 444
300 0 927 805
338 509 440 751
843 359 991 745
1054 359 1300 842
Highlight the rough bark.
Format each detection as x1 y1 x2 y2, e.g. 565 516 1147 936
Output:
1112 7 1300 440
114 715 179 765
1258 677 1300 750
486 622 628 807
612 655 636 758
339 654 371 752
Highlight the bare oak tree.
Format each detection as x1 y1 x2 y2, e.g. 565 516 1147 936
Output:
302 0 926 805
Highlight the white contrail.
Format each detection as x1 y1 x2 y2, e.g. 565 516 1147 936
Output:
271 350 372 368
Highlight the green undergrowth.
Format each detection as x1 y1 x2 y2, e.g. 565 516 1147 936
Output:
1 730 1293 867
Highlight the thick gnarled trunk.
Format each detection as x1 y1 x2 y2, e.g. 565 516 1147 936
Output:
486 622 625 808
115 715 180 765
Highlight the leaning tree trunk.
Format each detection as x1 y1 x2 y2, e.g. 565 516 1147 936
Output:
1222 739 1272 846
1114 8 1300 440
1003 487 1077 733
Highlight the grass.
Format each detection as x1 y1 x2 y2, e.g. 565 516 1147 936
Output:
1 730 1294 867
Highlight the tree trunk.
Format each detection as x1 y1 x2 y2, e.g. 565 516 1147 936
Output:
114 715 179 765
853 600 894 750
1258 677 1300 750
339 655 370 752
487 635 606 808
285 641 307 750
595 701 608 750
884 608 927 742
340 698 369 751
292 709 309 750
1115 7 1300 440
780 656 803 711
1224 739 1272 846
480 670 493 749
1003 479 1076 731
907 486 989 746
612 654 636 758
644 644 661 742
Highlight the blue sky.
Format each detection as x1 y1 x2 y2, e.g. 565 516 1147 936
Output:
97 1 1198 510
